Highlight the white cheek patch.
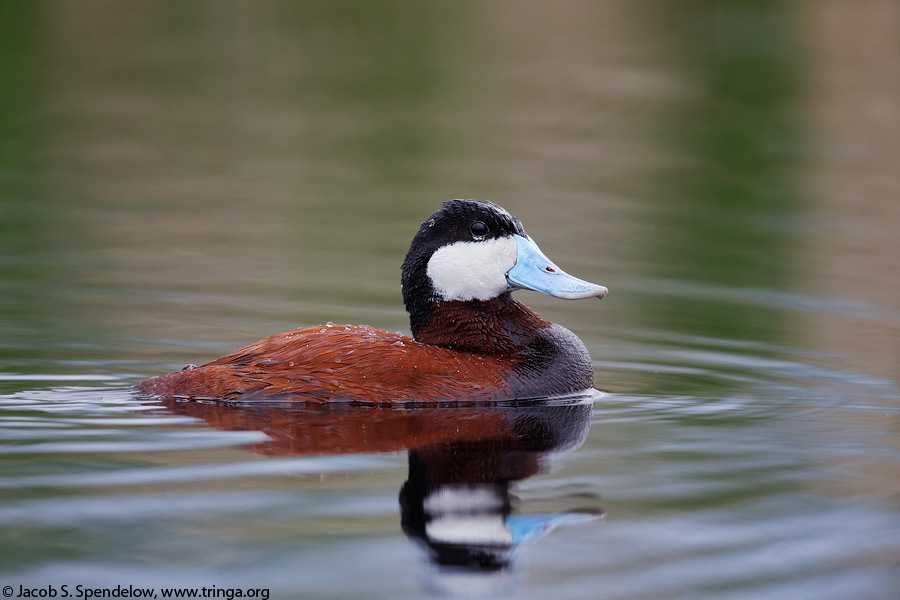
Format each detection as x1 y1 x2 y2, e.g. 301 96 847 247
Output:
426 236 518 301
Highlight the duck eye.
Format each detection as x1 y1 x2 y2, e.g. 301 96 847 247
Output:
470 221 488 238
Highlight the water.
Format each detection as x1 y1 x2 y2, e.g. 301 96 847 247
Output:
2 1 899 599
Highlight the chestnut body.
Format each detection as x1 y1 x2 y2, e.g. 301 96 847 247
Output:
134 296 593 403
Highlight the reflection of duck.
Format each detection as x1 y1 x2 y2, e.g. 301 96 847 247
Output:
160 395 602 593
399 400 599 574
158 394 594 457
136 200 607 404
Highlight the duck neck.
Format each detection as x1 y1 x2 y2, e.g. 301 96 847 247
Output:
411 294 552 354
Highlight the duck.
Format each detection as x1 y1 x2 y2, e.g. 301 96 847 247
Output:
134 199 608 404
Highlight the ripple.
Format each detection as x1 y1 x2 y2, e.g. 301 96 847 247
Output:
0 455 394 490
626 277 900 323
0 429 271 455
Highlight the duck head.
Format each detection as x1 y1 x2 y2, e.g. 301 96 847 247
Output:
401 200 607 341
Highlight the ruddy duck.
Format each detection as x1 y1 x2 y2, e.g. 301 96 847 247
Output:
134 199 607 403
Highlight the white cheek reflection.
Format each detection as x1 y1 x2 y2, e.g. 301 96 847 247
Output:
425 515 513 545
426 236 517 301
